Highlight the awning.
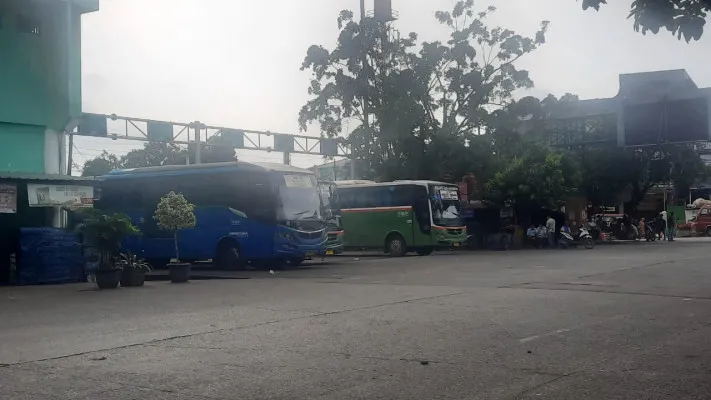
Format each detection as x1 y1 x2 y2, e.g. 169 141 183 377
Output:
0 172 95 183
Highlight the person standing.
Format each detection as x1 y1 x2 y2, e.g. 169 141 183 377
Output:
656 213 666 240
546 215 556 248
667 212 676 241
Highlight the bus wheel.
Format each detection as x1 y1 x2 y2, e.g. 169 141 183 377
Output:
215 241 244 270
288 258 305 267
386 234 407 257
416 247 434 256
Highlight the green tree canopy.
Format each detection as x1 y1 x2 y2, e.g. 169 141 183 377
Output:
299 1 548 181
154 191 197 261
485 144 580 209
581 0 709 42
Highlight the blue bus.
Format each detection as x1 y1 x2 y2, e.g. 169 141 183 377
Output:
96 161 328 269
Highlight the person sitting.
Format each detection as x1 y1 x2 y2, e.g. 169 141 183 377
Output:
526 225 538 248
561 222 571 234
536 224 548 248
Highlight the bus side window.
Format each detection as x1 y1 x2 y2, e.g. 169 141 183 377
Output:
224 172 276 223
338 188 354 209
390 185 411 207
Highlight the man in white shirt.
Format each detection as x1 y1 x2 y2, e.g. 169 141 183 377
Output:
546 215 556 248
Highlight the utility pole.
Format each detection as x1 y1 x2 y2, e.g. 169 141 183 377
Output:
193 121 202 164
354 0 368 180
67 132 74 175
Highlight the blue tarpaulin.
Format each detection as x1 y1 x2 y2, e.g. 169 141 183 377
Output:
18 228 85 285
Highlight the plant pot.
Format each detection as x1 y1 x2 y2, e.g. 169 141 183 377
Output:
120 269 146 287
169 263 191 283
95 269 122 289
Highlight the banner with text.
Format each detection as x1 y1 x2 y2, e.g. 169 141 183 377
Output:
0 184 17 213
27 184 94 208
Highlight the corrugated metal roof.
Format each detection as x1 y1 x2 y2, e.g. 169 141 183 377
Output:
0 172 95 182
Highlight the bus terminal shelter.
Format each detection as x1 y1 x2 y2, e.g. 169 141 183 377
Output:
0 173 94 285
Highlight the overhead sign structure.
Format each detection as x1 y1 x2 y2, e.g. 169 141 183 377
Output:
78 113 108 137
72 113 355 178
0 184 17 213
27 184 94 208
75 113 351 158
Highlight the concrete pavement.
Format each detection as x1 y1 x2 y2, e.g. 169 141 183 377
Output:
1 240 710 399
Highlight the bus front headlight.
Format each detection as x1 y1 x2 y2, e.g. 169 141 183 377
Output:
278 232 295 242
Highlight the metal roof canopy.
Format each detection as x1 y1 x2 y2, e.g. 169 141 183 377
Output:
0 172 95 183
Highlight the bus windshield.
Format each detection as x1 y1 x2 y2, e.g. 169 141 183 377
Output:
277 174 323 225
429 184 463 227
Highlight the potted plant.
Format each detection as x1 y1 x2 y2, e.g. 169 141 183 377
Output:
154 191 197 283
119 252 151 287
77 210 140 289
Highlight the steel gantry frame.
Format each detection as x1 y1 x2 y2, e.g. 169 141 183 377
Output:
69 112 353 173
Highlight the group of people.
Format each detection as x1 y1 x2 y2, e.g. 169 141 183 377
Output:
637 210 676 241
525 210 678 248
526 215 569 249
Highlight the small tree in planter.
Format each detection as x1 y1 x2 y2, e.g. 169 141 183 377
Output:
154 191 196 283
77 210 140 289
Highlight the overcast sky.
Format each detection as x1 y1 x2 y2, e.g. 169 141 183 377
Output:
74 0 711 171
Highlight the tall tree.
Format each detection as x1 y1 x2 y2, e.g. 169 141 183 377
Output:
572 144 708 211
485 144 580 210
81 151 121 177
299 1 548 181
581 0 709 42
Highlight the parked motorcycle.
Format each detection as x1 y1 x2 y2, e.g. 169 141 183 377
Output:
644 223 657 242
560 228 595 249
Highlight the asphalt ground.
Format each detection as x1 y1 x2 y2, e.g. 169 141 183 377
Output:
1 238 710 399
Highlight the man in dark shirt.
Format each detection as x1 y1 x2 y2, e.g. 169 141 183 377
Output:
667 212 676 241
656 214 666 240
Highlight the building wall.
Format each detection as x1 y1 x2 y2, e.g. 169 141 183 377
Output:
0 123 46 173
0 1 81 129
0 0 91 175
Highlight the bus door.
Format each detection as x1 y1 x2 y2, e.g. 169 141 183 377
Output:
411 186 431 246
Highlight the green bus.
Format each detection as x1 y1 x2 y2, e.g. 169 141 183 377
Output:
336 180 467 256
317 180 345 255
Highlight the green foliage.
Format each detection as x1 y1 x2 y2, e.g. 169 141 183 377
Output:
581 0 709 42
76 210 140 270
81 151 121 177
300 1 548 181
302 2 707 209
485 145 580 209
154 192 197 232
81 142 238 177
571 143 709 211
118 252 151 273
154 192 197 261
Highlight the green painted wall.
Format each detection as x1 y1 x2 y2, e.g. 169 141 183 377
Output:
0 1 95 174
0 123 46 173
0 1 83 131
